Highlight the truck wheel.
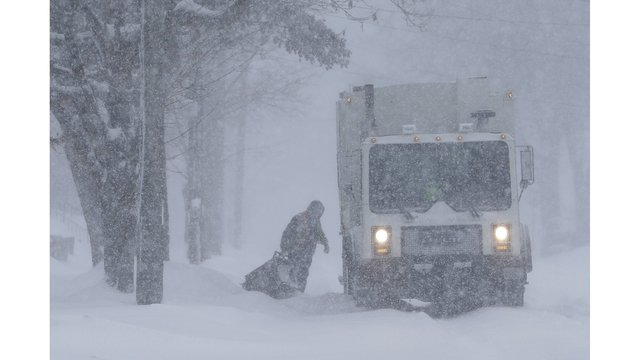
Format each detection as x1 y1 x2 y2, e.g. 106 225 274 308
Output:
353 288 380 308
502 266 526 307
503 281 525 306
521 225 533 273
343 265 354 295
341 234 355 295
354 294 373 308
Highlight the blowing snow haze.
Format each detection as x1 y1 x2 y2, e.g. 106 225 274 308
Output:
49 0 589 359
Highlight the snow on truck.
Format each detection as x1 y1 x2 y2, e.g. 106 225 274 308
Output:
336 77 535 314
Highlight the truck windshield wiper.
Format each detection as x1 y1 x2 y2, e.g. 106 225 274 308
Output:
469 205 481 218
395 203 415 221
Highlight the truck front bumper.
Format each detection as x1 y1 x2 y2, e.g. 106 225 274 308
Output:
351 255 527 301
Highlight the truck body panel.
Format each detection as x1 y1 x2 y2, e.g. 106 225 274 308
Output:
336 77 532 310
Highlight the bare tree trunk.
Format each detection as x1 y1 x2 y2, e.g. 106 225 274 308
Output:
57 120 105 267
51 1 108 268
231 113 246 249
200 114 224 259
136 0 170 305
185 100 203 264
231 74 248 249
183 32 223 262
184 27 204 263
53 0 141 289
162 170 170 261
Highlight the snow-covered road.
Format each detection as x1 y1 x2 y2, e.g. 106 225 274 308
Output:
51 247 589 360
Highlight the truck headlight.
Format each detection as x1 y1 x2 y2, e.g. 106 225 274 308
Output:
375 228 389 243
371 226 391 255
493 224 511 252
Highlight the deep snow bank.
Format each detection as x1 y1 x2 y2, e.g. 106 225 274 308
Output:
51 246 589 360
527 246 590 319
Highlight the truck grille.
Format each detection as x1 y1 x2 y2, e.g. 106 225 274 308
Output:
401 225 482 256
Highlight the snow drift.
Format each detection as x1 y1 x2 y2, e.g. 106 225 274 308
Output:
51 246 589 360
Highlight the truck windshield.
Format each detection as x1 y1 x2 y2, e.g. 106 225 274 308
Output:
369 141 512 213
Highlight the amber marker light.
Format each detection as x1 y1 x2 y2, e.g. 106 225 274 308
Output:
414 136 420 142
435 136 441 142
501 133 507 139
457 135 464 141
371 137 377 144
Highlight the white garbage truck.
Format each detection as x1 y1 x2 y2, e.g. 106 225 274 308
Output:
336 77 534 314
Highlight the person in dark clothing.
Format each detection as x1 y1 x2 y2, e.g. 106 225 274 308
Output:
279 200 330 292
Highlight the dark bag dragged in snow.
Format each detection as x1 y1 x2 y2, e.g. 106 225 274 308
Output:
242 251 299 299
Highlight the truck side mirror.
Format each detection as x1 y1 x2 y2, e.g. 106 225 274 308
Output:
517 146 534 201
519 146 534 186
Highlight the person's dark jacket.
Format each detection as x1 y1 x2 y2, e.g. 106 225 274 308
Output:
280 212 328 259
278 201 329 292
